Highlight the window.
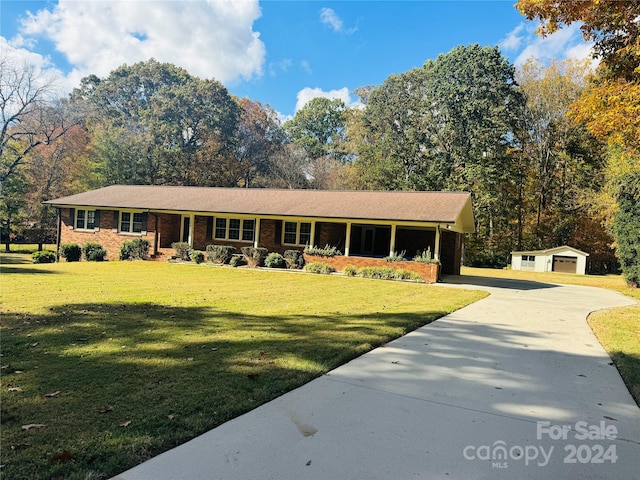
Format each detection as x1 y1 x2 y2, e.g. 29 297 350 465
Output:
242 220 255 241
283 221 312 246
120 212 144 233
215 218 227 239
213 217 255 242
75 209 96 230
521 255 535 269
229 219 241 240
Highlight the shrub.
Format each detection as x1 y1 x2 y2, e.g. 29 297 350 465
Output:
343 264 357 277
120 239 150 260
241 246 268 267
206 245 236 264
32 250 56 264
190 250 205 264
229 255 246 267
384 250 407 262
83 242 107 262
171 242 191 261
60 243 82 262
355 266 423 282
284 249 305 269
413 247 439 264
304 262 336 274
303 244 342 257
264 252 286 268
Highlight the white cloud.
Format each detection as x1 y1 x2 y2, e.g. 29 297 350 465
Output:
294 86 360 112
320 8 343 32
269 58 292 77
300 60 312 75
17 0 265 90
319 7 356 34
499 24 524 52
507 22 595 67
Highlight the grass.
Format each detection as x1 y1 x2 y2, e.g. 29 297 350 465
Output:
1 243 57 254
460 266 640 406
0 255 486 480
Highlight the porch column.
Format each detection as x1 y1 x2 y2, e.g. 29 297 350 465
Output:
310 220 316 247
344 222 352 257
188 214 195 246
389 224 397 256
434 225 441 260
253 218 261 248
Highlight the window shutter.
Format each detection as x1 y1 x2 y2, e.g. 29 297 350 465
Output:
113 211 119 232
141 212 148 235
275 220 282 245
206 217 213 239
68 208 75 229
94 210 101 231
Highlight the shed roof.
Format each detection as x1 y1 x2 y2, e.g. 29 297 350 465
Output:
511 245 589 257
45 185 475 232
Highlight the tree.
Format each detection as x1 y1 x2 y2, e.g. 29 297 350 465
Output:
1 51 82 194
234 98 285 187
76 59 240 186
517 0 640 283
283 97 348 162
268 144 309 189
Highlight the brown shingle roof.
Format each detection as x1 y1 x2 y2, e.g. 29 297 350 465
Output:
46 185 475 231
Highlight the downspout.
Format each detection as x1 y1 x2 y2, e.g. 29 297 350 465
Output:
151 213 159 256
55 208 62 262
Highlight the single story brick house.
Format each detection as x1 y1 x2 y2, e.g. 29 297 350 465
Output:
44 185 475 277
511 245 589 275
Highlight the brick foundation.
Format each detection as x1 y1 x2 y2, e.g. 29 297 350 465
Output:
303 255 440 283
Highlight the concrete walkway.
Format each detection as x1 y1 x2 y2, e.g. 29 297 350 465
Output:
114 277 639 480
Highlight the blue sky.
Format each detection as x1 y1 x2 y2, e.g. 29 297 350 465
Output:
1 1 593 118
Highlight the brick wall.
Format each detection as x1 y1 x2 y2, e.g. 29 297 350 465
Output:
59 208 157 261
303 254 440 283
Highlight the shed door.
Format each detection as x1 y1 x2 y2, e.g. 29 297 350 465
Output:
553 256 577 274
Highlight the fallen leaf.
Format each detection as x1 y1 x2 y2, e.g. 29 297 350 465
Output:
259 352 267 357
187 357 194 362
603 415 618 421
49 450 73 463
21 424 46 431
306 460 312 466
577 374 586 378
247 373 259 380
44 391 61 398
120 420 132 427
98 406 113 414
167 414 175 420
8 387 22 392
391 361 400 364
30 343 39 347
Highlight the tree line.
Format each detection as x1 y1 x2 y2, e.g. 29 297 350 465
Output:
1 2 638 284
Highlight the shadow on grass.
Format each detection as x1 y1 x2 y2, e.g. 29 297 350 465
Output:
1 301 447 480
0 253 59 274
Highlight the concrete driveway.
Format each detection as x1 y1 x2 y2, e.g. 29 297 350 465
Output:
114 276 639 480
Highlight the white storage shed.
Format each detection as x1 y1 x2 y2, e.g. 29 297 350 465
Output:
511 245 589 275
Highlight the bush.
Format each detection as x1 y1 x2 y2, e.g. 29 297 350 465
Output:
384 250 407 262
206 245 236 264
83 242 107 262
343 264 357 277
241 246 268 267
171 242 191 261
413 247 439 264
284 250 305 269
60 243 82 262
304 262 336 274
229 255 246 267
355 266 423 282
190 250 205 264
32 250 56 264
120 239 150 260
303 244 342 257
264 252 286 268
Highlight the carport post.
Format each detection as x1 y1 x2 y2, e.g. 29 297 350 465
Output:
434 225 441 260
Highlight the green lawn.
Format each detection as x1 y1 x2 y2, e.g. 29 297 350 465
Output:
461 266 640 406
0 255 486 480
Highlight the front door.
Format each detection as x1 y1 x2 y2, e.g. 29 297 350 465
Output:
181 216 191 244
361 227 375 255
